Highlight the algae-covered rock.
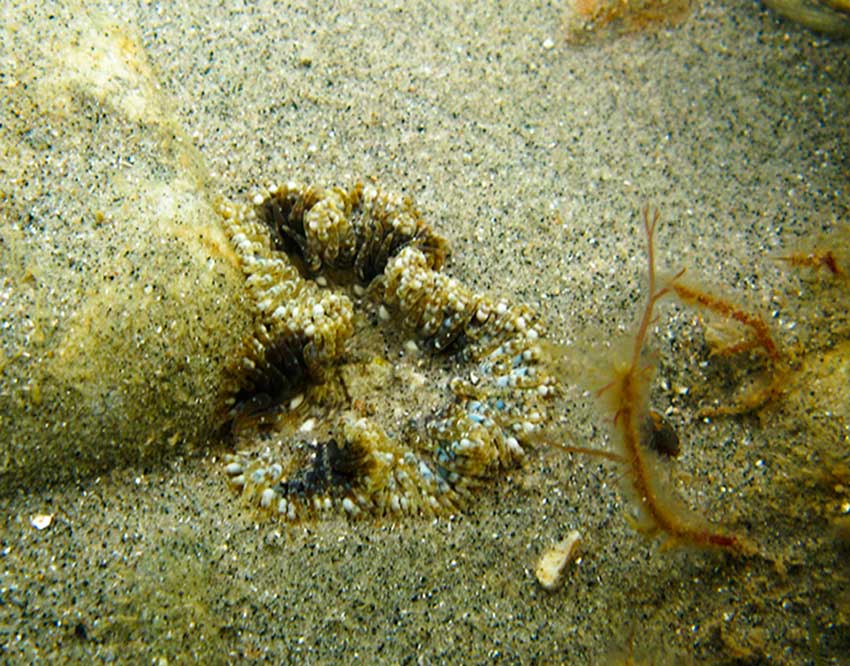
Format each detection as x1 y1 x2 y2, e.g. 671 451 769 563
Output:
0 5 253 493
763 0 850 37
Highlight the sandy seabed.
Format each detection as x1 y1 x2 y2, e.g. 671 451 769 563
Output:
2 1 849 663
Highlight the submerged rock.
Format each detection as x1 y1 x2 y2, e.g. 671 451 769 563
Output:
763 0 850 37
0 6 253 493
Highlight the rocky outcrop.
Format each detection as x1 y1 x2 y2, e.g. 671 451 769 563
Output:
0 6 253 493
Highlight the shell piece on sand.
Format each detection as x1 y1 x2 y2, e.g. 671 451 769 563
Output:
535 530 582 591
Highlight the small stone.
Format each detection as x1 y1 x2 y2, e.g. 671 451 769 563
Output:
535 530 582 591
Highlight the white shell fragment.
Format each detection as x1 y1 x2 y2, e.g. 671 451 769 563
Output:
30 513 54 530
535 530 582 591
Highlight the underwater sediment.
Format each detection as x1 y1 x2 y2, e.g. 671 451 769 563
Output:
1 3 849 664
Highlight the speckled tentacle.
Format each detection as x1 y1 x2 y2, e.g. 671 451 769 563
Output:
384 245 556 485
257 181 447 280
218 196 353 381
